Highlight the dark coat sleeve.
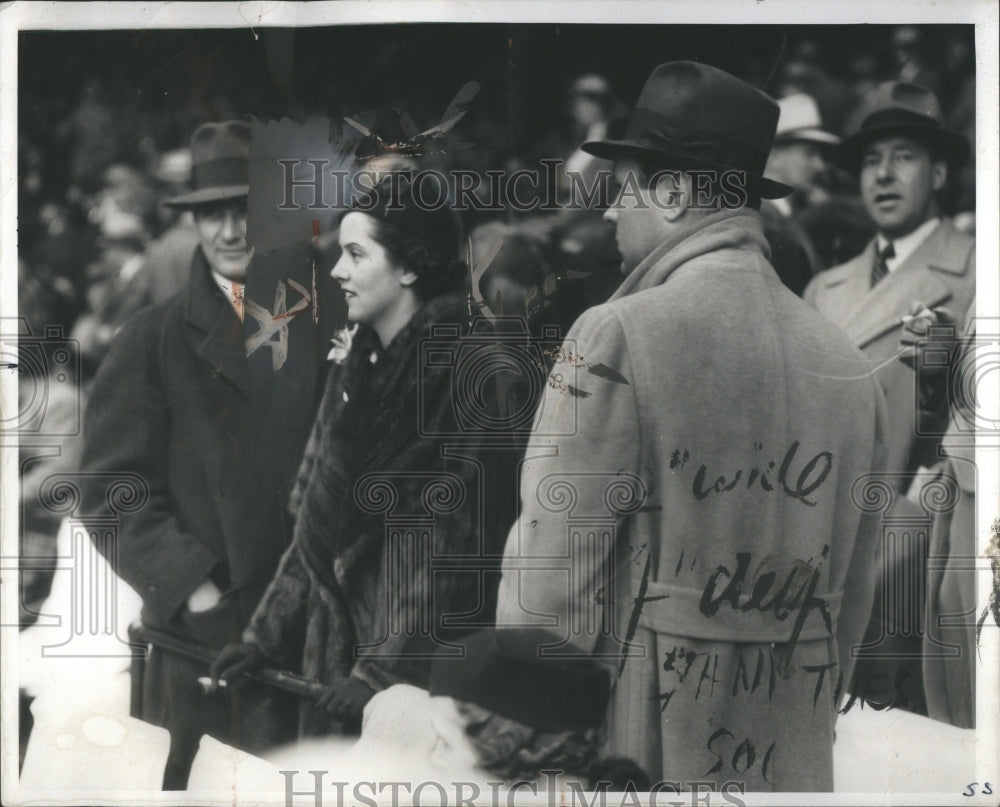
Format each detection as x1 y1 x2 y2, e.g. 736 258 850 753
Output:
761 204 817 297
79 309 219 625
243 541 311 667
244 362 342 668
287 363 339 521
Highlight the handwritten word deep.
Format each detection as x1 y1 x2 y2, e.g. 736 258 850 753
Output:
700 546 832 668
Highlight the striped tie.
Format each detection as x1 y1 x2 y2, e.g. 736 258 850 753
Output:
871 241 895 287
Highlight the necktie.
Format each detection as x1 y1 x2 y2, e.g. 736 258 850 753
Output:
232 282 244 321
871 241 895 287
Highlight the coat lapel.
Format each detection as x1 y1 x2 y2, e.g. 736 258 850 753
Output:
843 222 964 349
837 243 876 317
184 248 249 397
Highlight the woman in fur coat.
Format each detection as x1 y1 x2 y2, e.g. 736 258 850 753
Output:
212 176 531 735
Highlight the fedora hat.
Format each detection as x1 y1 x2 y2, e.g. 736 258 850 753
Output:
582 61 793 199
163 121 250 208
774 93 841 146
834 81 969 173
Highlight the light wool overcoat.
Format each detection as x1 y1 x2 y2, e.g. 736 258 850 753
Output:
803 220 975 712
497 210 889 791
803 219 975 484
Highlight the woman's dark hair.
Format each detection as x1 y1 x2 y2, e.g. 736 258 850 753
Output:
350 172 468 301
366 213 468 301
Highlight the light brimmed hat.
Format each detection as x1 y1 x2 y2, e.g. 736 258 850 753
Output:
774 93 841 147
163 121 250 209
582 61 793 199
834 81 970 174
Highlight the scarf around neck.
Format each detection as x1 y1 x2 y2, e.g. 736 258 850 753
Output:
609 208 771 301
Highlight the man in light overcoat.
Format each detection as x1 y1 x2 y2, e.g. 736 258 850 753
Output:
803 81 975 714
495 62 889 791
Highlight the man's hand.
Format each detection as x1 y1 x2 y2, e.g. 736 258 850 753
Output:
207 642 267 693
186 578 223 613
316 677 376 726
899 303 959 416
900 303 957 369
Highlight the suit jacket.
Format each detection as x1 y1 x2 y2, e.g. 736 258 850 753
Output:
496 210 888 790
804 219 975 486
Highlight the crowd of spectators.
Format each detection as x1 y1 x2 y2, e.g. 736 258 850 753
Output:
16 22 977 622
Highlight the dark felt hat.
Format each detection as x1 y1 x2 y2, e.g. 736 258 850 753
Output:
429 628 611 733
163 121 250 209
582 61 793 199
834 81 970 174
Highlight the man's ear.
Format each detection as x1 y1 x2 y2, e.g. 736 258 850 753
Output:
650 170 689 223
930 159 948 193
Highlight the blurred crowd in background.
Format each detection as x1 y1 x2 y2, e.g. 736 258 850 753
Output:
16 22 977 619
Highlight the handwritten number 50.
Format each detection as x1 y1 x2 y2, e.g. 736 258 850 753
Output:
705 728 776 785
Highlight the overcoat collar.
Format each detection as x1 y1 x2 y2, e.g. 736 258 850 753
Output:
184 246 249 396
828 220 970 349
609 208 771 301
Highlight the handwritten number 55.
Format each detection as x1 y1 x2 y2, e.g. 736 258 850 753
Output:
962 781 994 797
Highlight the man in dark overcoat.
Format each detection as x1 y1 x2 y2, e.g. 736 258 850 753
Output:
78 121 329 788
495 62 889 791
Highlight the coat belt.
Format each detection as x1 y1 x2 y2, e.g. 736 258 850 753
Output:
634 580 843 643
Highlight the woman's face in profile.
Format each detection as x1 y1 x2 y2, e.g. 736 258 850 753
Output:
331 212 410 330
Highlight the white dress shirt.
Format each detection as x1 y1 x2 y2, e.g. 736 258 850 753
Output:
876 217 940 274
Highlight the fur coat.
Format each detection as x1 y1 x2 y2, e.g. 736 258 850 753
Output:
246 293 530 735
